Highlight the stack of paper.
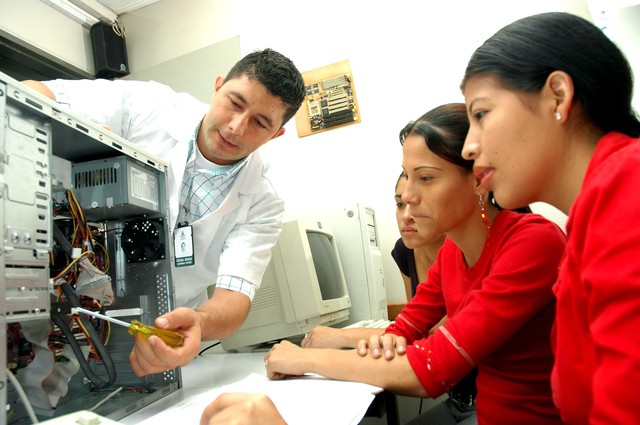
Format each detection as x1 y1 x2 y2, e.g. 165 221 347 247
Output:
137 373 380 424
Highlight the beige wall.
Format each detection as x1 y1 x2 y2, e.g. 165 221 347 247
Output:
0 0 94 74
120 0 237 72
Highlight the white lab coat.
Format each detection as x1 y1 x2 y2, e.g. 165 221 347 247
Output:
166 147 284 308
45 79 284 308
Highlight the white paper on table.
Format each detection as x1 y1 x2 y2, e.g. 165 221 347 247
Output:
136 373 380 424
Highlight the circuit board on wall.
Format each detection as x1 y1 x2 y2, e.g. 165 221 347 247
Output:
295 59 361 137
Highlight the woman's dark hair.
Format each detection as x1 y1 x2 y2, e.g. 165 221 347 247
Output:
462 12 640 137
399 103 473 171
400 103 531 213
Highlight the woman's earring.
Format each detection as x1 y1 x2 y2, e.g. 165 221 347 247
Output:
554 112 562 121
479 194 491 239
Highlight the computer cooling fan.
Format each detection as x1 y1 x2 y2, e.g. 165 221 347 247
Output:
121 218 165 262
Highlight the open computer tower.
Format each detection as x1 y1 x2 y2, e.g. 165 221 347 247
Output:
1 71 180 424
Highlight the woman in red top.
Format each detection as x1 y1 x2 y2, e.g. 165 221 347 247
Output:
461 12 640 425
264 103 566 425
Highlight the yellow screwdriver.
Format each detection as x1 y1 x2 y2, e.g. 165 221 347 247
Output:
74 307 185 348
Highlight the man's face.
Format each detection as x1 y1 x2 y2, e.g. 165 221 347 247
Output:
198 75 287 165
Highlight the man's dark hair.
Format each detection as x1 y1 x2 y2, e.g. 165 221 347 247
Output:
225 48 306 126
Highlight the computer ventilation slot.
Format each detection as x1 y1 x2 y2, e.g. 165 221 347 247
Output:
74 166 119 189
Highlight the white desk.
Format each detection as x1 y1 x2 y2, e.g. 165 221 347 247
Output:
119 344 382 424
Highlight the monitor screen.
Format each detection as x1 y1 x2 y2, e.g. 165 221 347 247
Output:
307 231 346 301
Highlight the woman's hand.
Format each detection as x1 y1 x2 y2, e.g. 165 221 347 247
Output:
357 333 407 360
265 341 309 380
301 326 351 349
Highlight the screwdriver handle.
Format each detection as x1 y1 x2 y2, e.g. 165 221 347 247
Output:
128 320 185 348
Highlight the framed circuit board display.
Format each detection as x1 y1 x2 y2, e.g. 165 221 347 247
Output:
295 59 361 137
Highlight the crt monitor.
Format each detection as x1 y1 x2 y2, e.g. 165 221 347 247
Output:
221 218 351 350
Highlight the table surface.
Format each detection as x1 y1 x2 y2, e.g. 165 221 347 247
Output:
120 344 389 424
119 345 270 424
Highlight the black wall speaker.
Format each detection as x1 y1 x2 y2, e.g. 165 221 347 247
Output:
90 22 130 79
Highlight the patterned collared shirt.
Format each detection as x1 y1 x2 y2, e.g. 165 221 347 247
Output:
177 127 256 300
177 128 247 224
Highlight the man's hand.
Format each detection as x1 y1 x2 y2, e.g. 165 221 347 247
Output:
200 393 286 425
129 307 202 376
357 333 407 360
21 80 56 100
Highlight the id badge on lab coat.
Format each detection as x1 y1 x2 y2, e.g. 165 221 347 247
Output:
174 225 195 267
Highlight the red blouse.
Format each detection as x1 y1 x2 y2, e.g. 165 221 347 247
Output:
552 131 640 424
386 210 566 425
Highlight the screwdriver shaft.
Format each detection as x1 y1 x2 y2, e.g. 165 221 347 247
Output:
74 306 184 348
75 306 131 328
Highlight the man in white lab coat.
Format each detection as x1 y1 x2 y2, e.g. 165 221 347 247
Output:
24 48 305 375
